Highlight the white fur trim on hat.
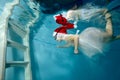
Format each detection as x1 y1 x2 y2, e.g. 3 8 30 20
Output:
53 32 66 40
53 14 60 20
74 24 77 29
53 32 57 37
53 32 66 37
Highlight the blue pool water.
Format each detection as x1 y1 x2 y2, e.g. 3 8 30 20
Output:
0 0 120 80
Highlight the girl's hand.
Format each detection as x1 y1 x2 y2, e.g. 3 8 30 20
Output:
74 49 78 54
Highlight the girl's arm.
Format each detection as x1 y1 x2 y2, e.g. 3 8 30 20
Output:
73 35 79 54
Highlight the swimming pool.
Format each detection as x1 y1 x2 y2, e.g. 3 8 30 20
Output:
0 0 120 80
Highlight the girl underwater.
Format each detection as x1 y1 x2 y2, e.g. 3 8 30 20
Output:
53 12 120 57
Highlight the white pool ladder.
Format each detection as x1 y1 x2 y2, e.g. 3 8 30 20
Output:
0 0 32 80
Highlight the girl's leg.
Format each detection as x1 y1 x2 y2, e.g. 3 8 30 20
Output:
105 13 120 41
105 13 113 36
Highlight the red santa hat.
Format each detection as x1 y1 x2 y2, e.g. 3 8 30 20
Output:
53 23 77 38
53 26 66 39
53 14 68 25
53 13 78 39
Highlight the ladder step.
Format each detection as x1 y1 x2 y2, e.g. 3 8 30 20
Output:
8 19 27 38
7 39 27 50
6 61 29 68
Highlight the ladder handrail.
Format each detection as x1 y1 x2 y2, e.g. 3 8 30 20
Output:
0 0 20 80
0 0 35 80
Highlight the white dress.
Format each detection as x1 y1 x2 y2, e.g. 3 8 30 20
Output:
79 27 109 57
